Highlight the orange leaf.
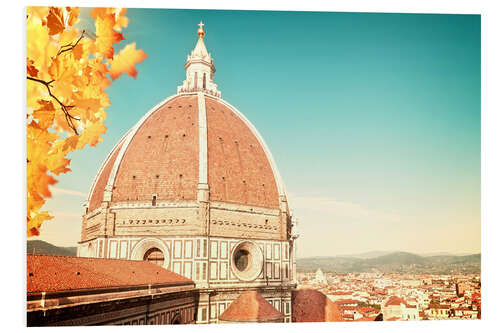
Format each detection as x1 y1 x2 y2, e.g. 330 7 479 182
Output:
27 211 53 237
33 100 55 129
27 6 49 21
27 59 39 77
90 7 108 19
67 7 80 26
95 14 124 59
77 121 107 149
114 8 129 31
108 43 147 80
46 154 71 175
73 43 83 60
46 7 65 35
62 135 79 152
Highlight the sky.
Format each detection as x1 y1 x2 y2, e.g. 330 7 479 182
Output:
31 8 481 258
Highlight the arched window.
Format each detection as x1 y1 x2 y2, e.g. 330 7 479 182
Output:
203 72 206 89
171 315 181 325
194 72 198 89
143 247 164 266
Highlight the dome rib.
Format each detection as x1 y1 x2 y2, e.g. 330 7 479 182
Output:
212 96 287 198
86 131 130 211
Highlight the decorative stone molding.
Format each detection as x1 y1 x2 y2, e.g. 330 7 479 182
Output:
210 201 279 216
109 201 198 210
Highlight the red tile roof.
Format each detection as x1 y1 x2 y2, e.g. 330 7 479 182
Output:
205 96 279 208
112 95 199 203
336 299 358 305
27 254 193 293
384 296 406 307
329 291 351 295
354 316 378 322
357 306 377 314
218 291 283 322
292 289 342 322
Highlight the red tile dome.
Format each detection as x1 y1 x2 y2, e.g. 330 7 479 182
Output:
87 93 284 212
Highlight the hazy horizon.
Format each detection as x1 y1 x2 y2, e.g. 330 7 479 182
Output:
30 9 480 258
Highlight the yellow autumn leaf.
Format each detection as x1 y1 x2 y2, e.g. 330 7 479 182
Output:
27 6 49 21
27 211 54 237
76 121 107 149
73 43 83 60
26 6 146 236
109 42 147 80
67 7 80 26
94 13 124 59
32 100 55 129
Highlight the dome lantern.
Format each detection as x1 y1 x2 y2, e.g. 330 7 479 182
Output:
177 22 221 97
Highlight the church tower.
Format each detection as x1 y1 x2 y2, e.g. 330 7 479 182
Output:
79 22 298 323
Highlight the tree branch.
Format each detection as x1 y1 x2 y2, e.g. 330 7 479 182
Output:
27 76 79 135
57 30 85 56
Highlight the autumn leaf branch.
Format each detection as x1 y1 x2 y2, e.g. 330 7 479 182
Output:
57 30 86 56
27 76 80 135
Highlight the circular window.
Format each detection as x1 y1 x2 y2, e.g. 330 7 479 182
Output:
230 241 263 281
234 249 250 271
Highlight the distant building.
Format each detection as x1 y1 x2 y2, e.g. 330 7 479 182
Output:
382 296 419 321
327 291 353 302
429 304 451 319
315 268 327 284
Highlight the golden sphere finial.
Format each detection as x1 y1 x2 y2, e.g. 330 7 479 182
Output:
197 21 205 38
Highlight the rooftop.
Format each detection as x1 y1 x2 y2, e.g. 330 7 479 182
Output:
27 254 193 293
218 291 284 322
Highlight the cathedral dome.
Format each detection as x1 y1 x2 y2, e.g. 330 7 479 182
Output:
87 92 286 212
79 23 297 324
86 21 287 216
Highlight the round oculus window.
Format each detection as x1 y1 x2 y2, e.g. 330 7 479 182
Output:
230 241 263 281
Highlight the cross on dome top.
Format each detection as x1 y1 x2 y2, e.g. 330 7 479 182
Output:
177 22 221 97
197 21 205 38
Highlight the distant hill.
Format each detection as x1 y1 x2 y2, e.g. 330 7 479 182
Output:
297 251 480 274
27 240 77 257
341 251 392 259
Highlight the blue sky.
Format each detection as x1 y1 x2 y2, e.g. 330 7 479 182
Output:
33 9 480 258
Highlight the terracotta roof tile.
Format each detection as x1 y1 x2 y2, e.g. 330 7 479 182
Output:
27 254 193 293
354 316 378 322
385 296 406 307
292 289 342 322
218 291 283 322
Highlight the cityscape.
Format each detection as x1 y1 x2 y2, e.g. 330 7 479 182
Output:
297 264 481 321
